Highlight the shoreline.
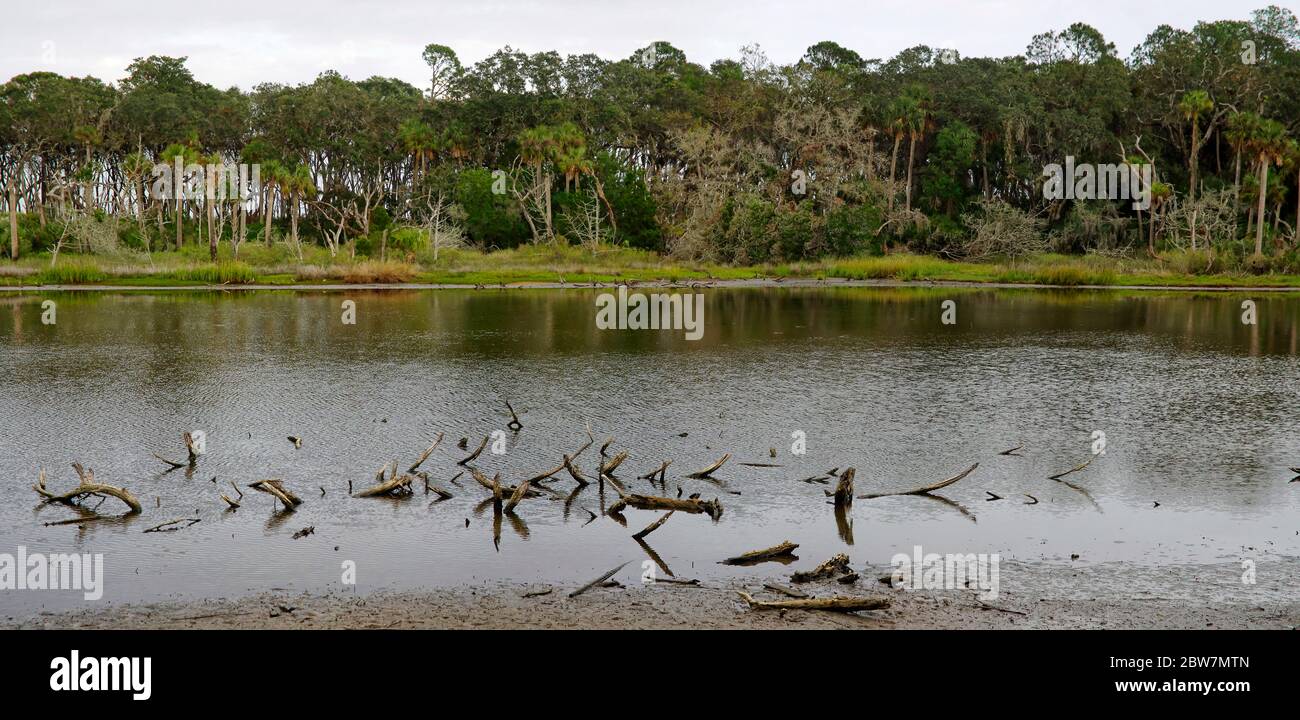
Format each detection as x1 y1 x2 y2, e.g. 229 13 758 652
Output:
2 277 1298 294
10 578 1296 630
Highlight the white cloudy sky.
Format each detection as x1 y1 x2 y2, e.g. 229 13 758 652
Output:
0 0 1273 89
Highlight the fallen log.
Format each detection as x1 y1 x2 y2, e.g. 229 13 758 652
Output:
687 453 730 479
34 465 143 514
458 436 489 466
791 553 851 583
631 511 674 540
826 467 855 507
736 591 890 613
857 463 978 499
407 433 444 472
721 541 799 565
607 489 723 520
248 479 302 510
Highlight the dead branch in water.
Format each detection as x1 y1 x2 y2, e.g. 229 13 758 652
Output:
248 479 302 510
1049 455 1095 481
999 445 1024 456
721 541 798 565
631 511 674 540
353 462 414 498
858 463 979 499
221 480 243 509
791 553 851 583
153 432 199 469
458 436 489 466
736 591 889 613
505 402 523 431
503 478 531 514
826 467 855 507
563 454 589 486
599 438 614 457
407 433 444 472
288 436 303 449
569 561 630 598
526 461 565 483
638 460 672 481
143 517 201 533
687 453 730 479
469 468 542 499
34 465 143 514
599 451 629 476
606 487 723 520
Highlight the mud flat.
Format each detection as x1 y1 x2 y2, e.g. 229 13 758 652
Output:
9 575 1296 630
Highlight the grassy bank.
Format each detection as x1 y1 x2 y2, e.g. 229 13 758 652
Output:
3 245 1300 289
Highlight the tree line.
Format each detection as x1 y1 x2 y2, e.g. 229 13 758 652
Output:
2 5 1299 271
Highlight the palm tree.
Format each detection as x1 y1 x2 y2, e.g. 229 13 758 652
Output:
1247 118 1287 256
283 164 316 250
903 101 927 212
161 142 200 250
259 159 284 245
1224 112 1257 217
885 97 914 212
1178 90 1213 205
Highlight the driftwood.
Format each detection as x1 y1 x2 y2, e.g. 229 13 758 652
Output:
826 467 855 507
763 582 809 599
353 462 415 498
408 433 444 472
791 553 851 583
288 436 303 449
469 468 541 499
458 436 488 466
599 451 629 476
503 479 531 514
599 438 614 457
687 453 730 478
143 517 201 533
248 479 302 510
607 488 723 520
292 525 315 539
999 445 1023 456
631 511 673 540
153 432 199 469
721 541 799 565
857 463 979 499
1049 456 1094 481
638 460 672 481
563 454 589 485
34 465 143 514
221 480 243 509
736 591 890 613
568 561 630 598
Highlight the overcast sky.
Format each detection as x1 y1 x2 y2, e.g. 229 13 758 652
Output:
0 0 1273 89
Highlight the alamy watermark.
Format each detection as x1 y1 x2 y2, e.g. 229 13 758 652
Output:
0 546 104 600
1042 156 1151 211
150 159 260 202
595 287 704 340
889 545 1000 601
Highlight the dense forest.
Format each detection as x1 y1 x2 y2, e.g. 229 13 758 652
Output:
2 6 1299 273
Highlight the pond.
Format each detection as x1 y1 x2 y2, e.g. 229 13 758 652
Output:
1 285 1297 615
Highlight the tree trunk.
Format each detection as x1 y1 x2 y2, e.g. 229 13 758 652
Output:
1188 116 1199 205
7 180 18 260
264 186 273 245
904 133 917 211
175 199 183 250
1255 159 1268 257
888 133 901 211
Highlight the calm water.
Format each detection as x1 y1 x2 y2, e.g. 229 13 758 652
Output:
1 286 1298 615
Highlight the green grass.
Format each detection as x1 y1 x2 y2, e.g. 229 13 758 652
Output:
4 245 1300 290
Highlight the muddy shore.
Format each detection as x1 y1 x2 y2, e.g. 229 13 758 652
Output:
10 576 1296 630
